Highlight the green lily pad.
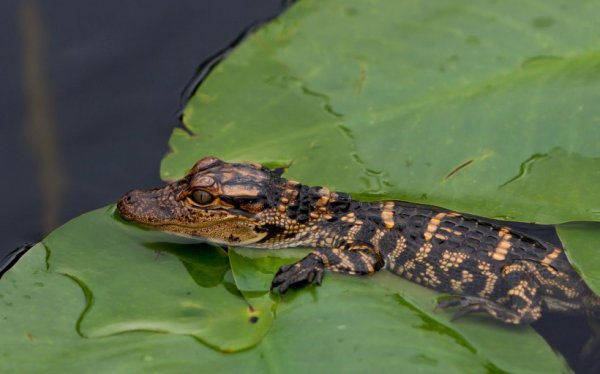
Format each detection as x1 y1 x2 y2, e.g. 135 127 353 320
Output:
151 242 230 288
43 207 273 352
557 222 600 295
228 247 310 293
163 0 600 224
0 243 264 373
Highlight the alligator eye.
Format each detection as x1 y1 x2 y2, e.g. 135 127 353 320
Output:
191 190 214 205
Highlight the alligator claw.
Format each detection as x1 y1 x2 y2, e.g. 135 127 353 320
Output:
434 297 471 320
434 296 465 312
277 264 292 273
435 296 483 320
270 255 325 294
435 295 521 322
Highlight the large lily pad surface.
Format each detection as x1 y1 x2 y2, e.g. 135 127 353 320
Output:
162 0 600 224
3 0 600 372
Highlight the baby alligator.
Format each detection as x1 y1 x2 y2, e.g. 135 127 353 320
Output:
117 156 600 324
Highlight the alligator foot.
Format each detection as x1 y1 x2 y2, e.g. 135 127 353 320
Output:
435 295 523 324
271 254 324 294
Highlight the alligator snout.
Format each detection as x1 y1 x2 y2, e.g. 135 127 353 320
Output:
116 189 145 222
116 182 185 225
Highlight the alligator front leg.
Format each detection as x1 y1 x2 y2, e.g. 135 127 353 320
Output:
271 243 385 294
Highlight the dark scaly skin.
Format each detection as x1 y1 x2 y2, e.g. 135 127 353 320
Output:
117 156 600 324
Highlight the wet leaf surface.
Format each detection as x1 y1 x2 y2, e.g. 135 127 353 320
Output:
43 207 274 352
228 247 310 293
163 0 600 224
558 222 600 295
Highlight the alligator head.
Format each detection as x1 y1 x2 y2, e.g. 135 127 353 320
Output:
117 156 285 246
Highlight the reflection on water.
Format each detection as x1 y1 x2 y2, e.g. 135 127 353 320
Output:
19 0 65 234
1 0 286 258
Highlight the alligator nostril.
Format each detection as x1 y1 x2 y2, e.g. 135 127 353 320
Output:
121 190 140 205
117 191 138 219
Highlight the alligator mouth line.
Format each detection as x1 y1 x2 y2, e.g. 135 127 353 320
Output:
140 217 238 230
138 208 259 231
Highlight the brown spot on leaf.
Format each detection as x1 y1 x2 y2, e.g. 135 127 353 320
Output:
445 159 474 180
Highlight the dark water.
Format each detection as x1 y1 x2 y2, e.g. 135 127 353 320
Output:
0 0 285 258
0 1 596 372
